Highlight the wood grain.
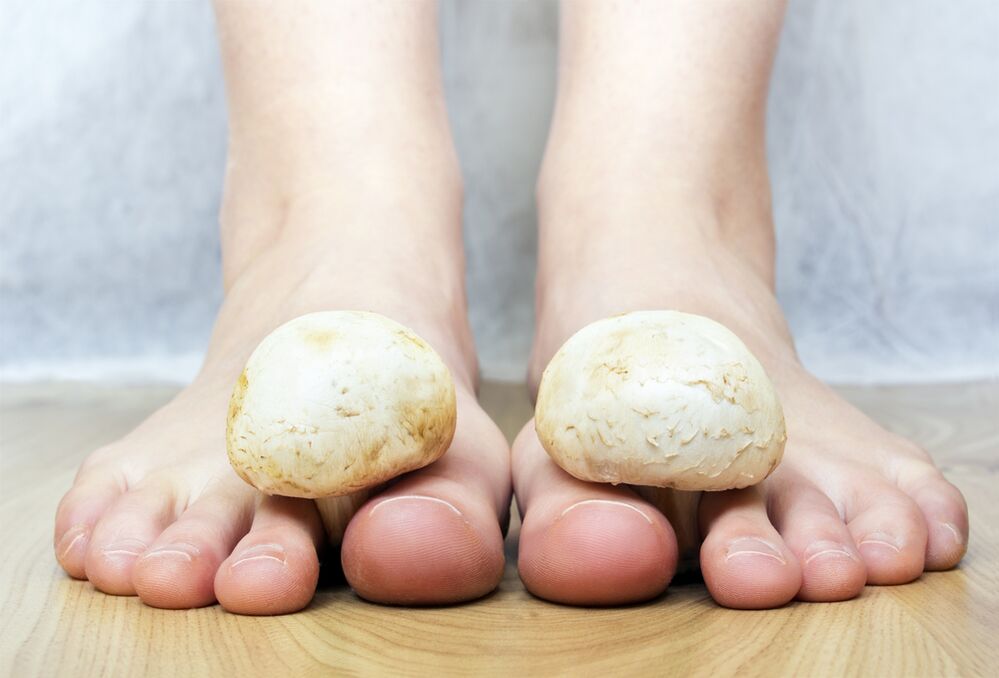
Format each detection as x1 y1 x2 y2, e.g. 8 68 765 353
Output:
1 380 997 677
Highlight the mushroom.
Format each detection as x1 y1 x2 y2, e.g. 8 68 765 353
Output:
226 311 456 541
534 311 786 558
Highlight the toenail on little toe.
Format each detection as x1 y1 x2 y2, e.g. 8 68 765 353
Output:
141 542 200 562
231 543 287 570
725 537 786 564
101 538 148 560
803 540 859 567
858 531 902 552
57 525 89 561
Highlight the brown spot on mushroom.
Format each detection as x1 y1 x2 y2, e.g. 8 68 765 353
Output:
302 329 338 350
395 329 430 352
227 371 248 427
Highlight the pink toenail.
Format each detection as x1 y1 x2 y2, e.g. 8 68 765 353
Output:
725 537 786 564
141 542 200 562
938 522 964 546
368 495 463 518
57 525 88 561
858 531 902 552
230 543 287 570
101 538 148 559
803 540 859 566
559 499 654 524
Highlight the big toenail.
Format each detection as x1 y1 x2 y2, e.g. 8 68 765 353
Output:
559 499 654 524
803 540 859 566
101 538 148 559
231 543 287 570
57 525 88 561
858 531 902 552
938 522 964 546
725 537 786 564
141 542 200 562
368 495 464 518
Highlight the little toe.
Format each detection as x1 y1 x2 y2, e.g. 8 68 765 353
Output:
133 480 256 609
340 400 509 605
215 495 324 616
54 470 125 579
699 487 801 609
897 463 969 570
767 475 865 602
84 479 179 595
847 483 927 585
513 424 677 606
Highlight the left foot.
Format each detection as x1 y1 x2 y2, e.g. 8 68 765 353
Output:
514 186 969 608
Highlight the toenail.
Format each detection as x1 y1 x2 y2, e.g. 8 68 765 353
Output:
101 538 148 559
725 537 786 564
938 522 964 546
57 525 88 561
230 543 286 570
368 495 464 518
559 499 654 524
141 542 200 562
803 540 859 567
858 531 902 552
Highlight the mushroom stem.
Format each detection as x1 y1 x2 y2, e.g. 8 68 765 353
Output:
316 490 372 545
635 486 702 570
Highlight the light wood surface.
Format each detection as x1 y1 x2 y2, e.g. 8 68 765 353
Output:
2 380 997 676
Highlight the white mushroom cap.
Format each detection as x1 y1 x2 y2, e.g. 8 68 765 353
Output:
227 311 456 498
535 311 786 491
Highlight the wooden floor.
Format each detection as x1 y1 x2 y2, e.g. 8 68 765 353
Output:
1 380 997 676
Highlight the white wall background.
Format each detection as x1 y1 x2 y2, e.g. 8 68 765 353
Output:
2 0 997 383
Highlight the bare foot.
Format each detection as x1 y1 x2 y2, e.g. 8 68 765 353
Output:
511 0 968 609
54 175 510 613
54 0 510 612
513 189 969 608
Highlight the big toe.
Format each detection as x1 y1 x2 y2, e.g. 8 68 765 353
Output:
340 401 509 605
342 488 504 604
514 424 677 606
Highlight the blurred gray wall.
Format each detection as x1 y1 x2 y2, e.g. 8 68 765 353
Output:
2 0 997 383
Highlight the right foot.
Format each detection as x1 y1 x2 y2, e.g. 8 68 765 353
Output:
55 0 512 614
54 149 510 616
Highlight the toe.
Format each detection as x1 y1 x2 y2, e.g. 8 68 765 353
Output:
84 478 179 595
341 398 509 605
513 423 677 606
133 479 256 609
897 463 969 570
215 495 324 616
54 468 125 579
767 474 865 602
699 487 801 609
847 482 927 585
342 488 504 604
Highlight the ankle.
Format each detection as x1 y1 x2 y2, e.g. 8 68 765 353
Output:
536 168 777 291
218 137 464 287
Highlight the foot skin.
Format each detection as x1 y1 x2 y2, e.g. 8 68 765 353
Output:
54 187 510 615
515 199 969 609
